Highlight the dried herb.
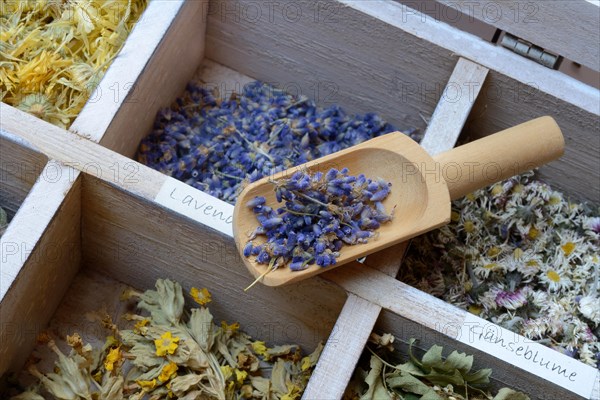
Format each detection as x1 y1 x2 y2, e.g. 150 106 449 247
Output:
401 172 600 368
138 81 417 204
345 334 530 400
1 0 148 128
244 168 393 281
12 279 322 399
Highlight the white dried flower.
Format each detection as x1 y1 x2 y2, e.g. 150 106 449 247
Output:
579 343 597 367
579 295 600 325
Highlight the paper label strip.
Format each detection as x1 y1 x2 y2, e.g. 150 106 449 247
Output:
459 313 597 398
155 177 234 238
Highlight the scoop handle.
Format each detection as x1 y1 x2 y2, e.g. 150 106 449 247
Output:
432 116 564 200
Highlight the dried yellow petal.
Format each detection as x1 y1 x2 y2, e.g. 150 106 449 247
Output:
252 341 268 357
136 378 157 391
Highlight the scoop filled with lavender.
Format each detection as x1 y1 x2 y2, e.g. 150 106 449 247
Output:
242 168 394 288
234 117 565 286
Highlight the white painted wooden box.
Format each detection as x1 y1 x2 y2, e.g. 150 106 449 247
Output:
1 1 598 399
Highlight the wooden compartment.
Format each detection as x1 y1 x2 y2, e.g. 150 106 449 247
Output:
0 132 57 348
0 166 347 382
0 0 598 399
318 262 600 399
355 310 582 399
0 0 176 141
91 0 599 201
0 134 47 227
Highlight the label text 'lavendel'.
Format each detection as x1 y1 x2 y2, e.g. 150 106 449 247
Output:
154 177 234 237
168 188 233 224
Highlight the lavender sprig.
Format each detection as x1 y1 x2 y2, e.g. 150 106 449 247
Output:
244 168 393 276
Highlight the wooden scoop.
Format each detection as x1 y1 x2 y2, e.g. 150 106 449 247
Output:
233 116 564 286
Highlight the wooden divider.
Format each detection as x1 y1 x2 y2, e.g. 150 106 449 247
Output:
303 57 488 399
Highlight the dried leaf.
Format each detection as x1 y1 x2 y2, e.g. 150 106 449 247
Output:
359 356 391 400
422 369 465 388
439 350 473 374
162 327 210 369
178 390 204 400
395 361 426 377
34 371 78 400
250 376 271 397
493 388 530 400
188 307 214 351
132 362 166 382
420 389 445 400
9 391 45 400
156 279 185 324
266 344 297 359
301 342 323 371
420 344 443 372
463 368 492 386
170 374 203 396
348 337 529 399
386 372 430 395
99 375 124 400
270 359 289 394
119 331 163 369
49 342 92 399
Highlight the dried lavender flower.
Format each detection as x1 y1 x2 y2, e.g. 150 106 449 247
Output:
244 168 393 274
138 81 416 204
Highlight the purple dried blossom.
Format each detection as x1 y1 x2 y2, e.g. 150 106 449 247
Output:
586 217 600 234
137 81 415 204
244 168 393 271
495 288 528 310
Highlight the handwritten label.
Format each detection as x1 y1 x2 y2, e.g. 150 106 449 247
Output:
458 313 598 398
155 177 234 237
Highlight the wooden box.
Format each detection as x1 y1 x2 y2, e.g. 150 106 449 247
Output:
0 135 47 233
1 1 598 399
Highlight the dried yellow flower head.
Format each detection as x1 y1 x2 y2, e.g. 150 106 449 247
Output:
561 241 576 256
190 287 212 305
546 270 561 283
252 341 268 357
221 320 240 333
463 220 475 234
158 362 178 382
154 331 180 357
104 347 121 371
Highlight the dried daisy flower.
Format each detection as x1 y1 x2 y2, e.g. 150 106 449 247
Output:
401 172 600 367
1 0 148 128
